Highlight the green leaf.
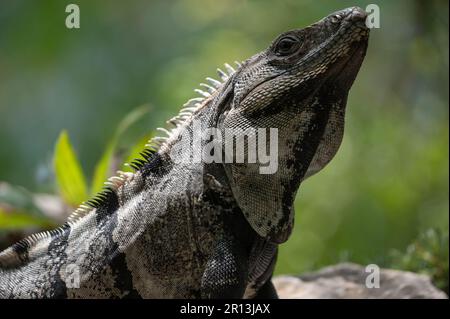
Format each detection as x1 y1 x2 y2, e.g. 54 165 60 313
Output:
0 209 54 230
115 105 151 138
91 141 115 195
90 105 151 194
122 133 155 172
53 130 88 206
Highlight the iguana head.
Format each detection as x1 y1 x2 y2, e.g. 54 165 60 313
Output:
216 7 370 243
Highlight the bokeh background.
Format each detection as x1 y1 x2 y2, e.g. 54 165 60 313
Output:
0 1 448 290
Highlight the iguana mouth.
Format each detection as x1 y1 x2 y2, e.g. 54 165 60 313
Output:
322 39 369 91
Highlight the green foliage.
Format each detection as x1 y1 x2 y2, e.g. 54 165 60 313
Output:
389 228 449 293
54 131 89 206
0 105 151 246
122 133 155 171
55 106 151 205
53 106 151 204
0 209 54 230
91 105 151 194
91 142 115 196
0 183 55 230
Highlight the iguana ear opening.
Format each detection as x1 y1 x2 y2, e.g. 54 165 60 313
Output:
224 162 294 244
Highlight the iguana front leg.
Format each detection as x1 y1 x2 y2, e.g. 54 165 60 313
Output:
246 240 279 299
200 234 248 298
252 278 278 299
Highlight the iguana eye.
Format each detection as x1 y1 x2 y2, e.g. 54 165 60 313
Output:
275 36 298 56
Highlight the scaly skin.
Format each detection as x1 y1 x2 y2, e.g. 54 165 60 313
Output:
0 7 369 298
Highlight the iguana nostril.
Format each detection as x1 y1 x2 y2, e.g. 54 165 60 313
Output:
348 7 367 22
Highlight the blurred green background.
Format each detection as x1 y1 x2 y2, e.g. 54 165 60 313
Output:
0 0 448 288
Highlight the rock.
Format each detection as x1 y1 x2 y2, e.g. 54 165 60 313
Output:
273 262 447 299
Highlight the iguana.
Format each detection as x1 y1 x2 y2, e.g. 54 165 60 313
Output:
0 7 369 298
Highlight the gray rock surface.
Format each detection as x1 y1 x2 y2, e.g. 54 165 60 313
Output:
273 263 447 299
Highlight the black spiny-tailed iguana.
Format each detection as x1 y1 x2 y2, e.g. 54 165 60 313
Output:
0 7 369 298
